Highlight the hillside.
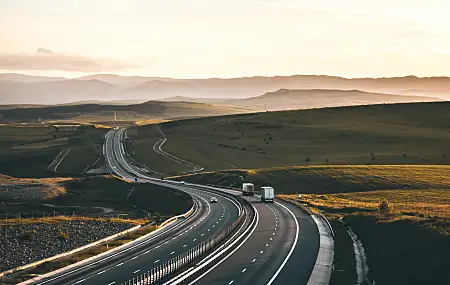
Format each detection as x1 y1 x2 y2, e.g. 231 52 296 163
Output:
222 89 440 111
2 73 450 104
130 101 450 172
0 101 249 124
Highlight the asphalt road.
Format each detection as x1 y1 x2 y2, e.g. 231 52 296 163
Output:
26 129 241 285
190 195 319 285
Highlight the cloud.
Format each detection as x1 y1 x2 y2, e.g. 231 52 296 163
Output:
0 50 134 72
37 48 54 54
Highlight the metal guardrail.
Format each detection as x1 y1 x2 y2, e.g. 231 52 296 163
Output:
120 199 253 285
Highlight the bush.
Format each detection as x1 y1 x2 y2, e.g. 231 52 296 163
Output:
269 136 273 140
57 231 69 240
378 198 393 214
305 157 311 163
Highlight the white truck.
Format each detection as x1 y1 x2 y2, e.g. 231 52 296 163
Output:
242 183 255 196
261 186 275 203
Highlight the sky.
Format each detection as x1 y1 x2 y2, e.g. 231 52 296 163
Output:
1 0 450 78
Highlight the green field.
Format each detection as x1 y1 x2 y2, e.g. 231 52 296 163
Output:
131 102 450 173
0 124 108 177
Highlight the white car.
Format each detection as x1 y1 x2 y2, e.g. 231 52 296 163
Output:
210 197 218 203
180 181 186 185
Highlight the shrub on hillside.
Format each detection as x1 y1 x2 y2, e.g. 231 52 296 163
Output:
378 198 393 214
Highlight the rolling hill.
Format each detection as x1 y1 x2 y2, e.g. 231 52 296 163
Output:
0 101 249 124
129 101 450 173
221 89 440 111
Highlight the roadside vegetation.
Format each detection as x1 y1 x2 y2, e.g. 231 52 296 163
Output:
131 102 450 173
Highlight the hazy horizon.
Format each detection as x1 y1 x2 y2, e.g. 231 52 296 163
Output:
2 0 450 79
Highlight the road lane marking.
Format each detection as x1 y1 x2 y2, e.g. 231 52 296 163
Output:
116 263 123 267
133 269 140 274
228 281 234 285
266 244 269 247
193 239 197 241
107 282 115 285
154 260 160 263
73 279 86 284
97 270 106 275
260 250 264 254
252 258 256 262
242 268 247 272
171 251 175 255
183 244 187 247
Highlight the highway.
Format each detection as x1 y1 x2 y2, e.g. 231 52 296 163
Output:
26 129 241 285
106 128 320 285
27 128 320 285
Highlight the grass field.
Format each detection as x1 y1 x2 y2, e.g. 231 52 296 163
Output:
0 124 108 177
130 102 450 173
126 126 192 174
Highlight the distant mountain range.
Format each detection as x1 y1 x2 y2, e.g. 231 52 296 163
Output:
1 73 450 105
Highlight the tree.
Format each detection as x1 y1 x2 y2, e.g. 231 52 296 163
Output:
378 198 393 214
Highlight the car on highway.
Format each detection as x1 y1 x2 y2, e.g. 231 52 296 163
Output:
210 197 218 203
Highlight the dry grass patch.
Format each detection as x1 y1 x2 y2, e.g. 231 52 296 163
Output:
0 216 146 226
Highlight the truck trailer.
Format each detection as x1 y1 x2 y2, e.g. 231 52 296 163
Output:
261 186 275 203
242 183 255 196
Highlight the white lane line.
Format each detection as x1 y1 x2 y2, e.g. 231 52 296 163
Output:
266 244 269 247
260 250 264 254
171 251 175 255
97 270 106 275
154 259 160 263
228 281 234 285
208 229 211 231
270 237 273 241
242 268 247 273
73 279 86 284
273 232 276 235
267 202 300 285
133 269 140 274
183 244 187 247
201 233 204 236
252 258 256 263
131 256 138 260
193 239 197 241
107 282 116 285
116 262 123 267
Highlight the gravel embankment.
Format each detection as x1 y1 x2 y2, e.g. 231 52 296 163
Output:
0 220 134 272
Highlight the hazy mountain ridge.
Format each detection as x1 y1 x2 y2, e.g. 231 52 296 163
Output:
2 73 450 105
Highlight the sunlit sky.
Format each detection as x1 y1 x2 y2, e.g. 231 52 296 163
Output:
1 0 450 78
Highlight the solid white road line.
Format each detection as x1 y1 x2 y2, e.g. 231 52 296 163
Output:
266 201 300 285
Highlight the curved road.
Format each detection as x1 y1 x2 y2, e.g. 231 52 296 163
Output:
26 130 241 285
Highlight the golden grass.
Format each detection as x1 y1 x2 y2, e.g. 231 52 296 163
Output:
280 189 450 220
0 216 146 226
135 119 169 126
